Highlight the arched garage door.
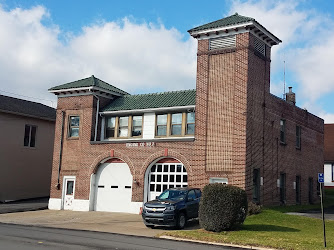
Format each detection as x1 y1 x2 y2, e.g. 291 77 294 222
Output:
147 158 188 201
94 160 132 212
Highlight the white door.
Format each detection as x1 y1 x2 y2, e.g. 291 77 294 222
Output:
147 162 187 201
95 162 132 212
63 177 75 210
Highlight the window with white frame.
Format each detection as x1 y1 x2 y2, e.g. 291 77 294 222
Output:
24 125 37 147
155 111 195 137
104 115 143 139
69 116 80 138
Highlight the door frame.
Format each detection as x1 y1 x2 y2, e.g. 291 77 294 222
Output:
62 176 76 210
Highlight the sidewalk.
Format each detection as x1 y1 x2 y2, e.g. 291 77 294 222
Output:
0 197 48 214
0 209 200 237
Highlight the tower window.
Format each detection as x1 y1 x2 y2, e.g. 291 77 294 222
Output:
254 37 266 56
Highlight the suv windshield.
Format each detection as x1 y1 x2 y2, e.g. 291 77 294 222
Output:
158 189 187 201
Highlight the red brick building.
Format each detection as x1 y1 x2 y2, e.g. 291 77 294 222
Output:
48 13 324 213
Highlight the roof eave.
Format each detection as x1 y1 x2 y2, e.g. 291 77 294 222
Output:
0 109 56 122
49 86 126 97
101 105 196 115
189 21 281 46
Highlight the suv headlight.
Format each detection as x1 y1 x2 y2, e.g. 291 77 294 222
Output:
165 205 176 211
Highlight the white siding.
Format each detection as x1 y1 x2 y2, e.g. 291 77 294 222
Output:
142 113 155 139
324 164 334 187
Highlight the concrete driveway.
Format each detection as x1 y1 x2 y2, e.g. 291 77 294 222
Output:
0 210 200 237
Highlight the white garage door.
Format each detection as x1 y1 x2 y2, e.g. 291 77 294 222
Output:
147 159 188 201
94 162 132 212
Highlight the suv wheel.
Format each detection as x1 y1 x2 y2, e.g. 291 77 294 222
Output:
176 212 186 229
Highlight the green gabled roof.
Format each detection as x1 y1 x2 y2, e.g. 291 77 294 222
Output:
48 75 129 95
188 13 255 33
102 89 196 112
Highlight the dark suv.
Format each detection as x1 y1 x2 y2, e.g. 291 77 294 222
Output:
142 187 201 229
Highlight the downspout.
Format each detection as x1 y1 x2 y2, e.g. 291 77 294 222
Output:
56 111 65 190
91 93 100 141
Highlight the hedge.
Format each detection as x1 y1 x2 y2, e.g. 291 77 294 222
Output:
199 183 248 232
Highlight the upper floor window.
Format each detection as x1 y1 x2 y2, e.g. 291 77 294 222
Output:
280 119 286 144
156 114 167 136
296 125 301 149
69 116 80 138
186 112 195 135
156 111 195 137
104 115 143 139
132 116 143 136
171 113 182 135
24 125 37 147
105 117 116 138
118 116 129 138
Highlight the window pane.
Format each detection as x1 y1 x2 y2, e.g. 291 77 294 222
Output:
176 175 181 182
163 165 168 172
156 184 161 192
157 114 167 125
119 117 128 127
70 116 80 126
170 175 175 182
177 165 182 172
118 128 128 137
163 184 168 191
106 117 115 128
106 128 115 138
172 113 182 124
24 125 30 146
157 165 162 172
187 112 195 123
132 127 142 136
157 126 167 136
150 174 155 182
183 175 188 182
150 184 155 191
66 181 74 195
151 165 156 172
170 165 175 172
132 116 142 126
186 124 195 135
70 128 79 137
163 175 168 182
171 125 182 135
157 175 161 182
30 126 36 147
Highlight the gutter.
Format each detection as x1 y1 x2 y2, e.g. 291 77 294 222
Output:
56 111 65 190
91 92 100 141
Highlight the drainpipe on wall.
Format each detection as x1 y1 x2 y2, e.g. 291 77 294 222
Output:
91 92 100 141
56 111 65 190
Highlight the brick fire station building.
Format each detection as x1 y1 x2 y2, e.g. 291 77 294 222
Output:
48 13 324 213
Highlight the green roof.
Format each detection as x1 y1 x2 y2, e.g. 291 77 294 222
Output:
102 89 196 112
49 75 129 95
188 13 254 33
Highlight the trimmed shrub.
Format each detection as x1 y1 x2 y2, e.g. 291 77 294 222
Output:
247 202 262 216
199 184 248 232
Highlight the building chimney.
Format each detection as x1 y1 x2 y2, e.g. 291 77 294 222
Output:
286 87 296 105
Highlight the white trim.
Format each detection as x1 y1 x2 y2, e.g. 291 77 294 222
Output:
97 136 195 143
191 21 281 47
101 105 195 115
49 86 124 96
48 198 62 210
189 21 254 36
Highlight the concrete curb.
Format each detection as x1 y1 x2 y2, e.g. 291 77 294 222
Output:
159 235 277 250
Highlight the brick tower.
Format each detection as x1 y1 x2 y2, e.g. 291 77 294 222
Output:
189 13 282 203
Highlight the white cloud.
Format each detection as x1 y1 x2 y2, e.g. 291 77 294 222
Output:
0 5 197 106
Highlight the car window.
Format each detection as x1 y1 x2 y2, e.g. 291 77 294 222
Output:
158 190 187 201
195 189 201 198
187 190 196 200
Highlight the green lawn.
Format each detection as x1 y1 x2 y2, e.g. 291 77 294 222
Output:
162 190 334 250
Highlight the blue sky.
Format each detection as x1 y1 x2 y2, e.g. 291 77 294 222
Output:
0 0 334 122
